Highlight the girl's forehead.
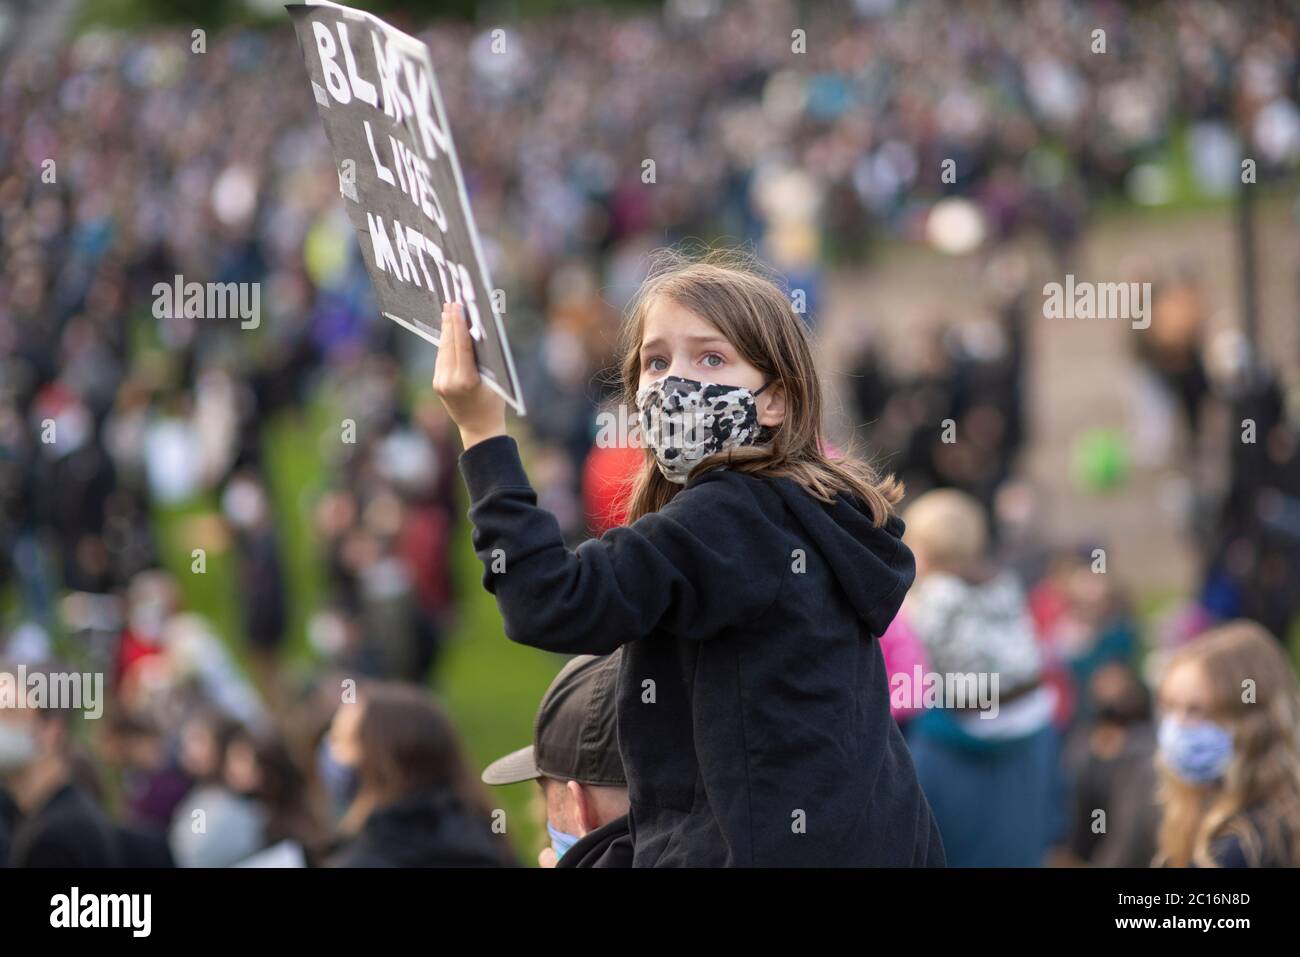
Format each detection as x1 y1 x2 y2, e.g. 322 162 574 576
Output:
641 296 723 343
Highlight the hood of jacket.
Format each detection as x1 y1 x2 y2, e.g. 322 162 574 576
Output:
768 477 915 638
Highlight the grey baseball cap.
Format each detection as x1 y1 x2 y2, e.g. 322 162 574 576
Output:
482 649 625 788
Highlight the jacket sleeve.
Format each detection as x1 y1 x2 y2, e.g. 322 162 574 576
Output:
458 434 788 655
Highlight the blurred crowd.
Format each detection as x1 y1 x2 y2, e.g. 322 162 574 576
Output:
885 488 1300 868
1 0 1300 867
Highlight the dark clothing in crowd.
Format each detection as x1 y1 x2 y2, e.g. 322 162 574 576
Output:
1204 368 1300 642
122 764 194 834
461 435 945 867
1067 723 1160 868
557 814 634 869
113 823 177 868
6 783 175 868
328 789 508 868
34 441 119 593
8 783 120 867
1202 806 1297 869
0 789 17 865
239 528 288 652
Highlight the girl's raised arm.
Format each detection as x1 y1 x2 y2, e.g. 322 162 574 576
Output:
433 301 788 655
459 434 788 655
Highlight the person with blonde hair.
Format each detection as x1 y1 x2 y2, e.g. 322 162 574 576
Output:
1154 620 1300 867
901 488 989 580
898 488 1063 866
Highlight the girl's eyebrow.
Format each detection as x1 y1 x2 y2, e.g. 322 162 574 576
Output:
640 334 731 352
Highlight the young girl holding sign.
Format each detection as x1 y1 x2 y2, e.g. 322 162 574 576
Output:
433 251 944 866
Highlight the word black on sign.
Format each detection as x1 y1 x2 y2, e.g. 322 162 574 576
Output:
288 0 525 413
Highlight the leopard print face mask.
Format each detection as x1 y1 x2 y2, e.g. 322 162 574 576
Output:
635 375 775 484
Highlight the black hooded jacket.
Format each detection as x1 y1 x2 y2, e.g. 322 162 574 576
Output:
461 435 945 867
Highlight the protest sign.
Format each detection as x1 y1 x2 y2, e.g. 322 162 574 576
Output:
289 0 525 413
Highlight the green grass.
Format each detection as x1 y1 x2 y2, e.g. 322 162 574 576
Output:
262 403 334 666
1 579 20 628
155 496 245 668
434 509 567 864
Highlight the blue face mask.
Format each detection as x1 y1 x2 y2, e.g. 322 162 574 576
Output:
1158 716 1234 785
547 820 581 860
316 737 359 817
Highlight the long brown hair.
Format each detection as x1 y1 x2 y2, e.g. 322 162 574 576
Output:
1154 621 1300 867
340 683 494 835
249 732 330 858
615 247 902 524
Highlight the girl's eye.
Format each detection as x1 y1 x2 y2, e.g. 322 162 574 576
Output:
702 353 724 368
646 357 667 372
